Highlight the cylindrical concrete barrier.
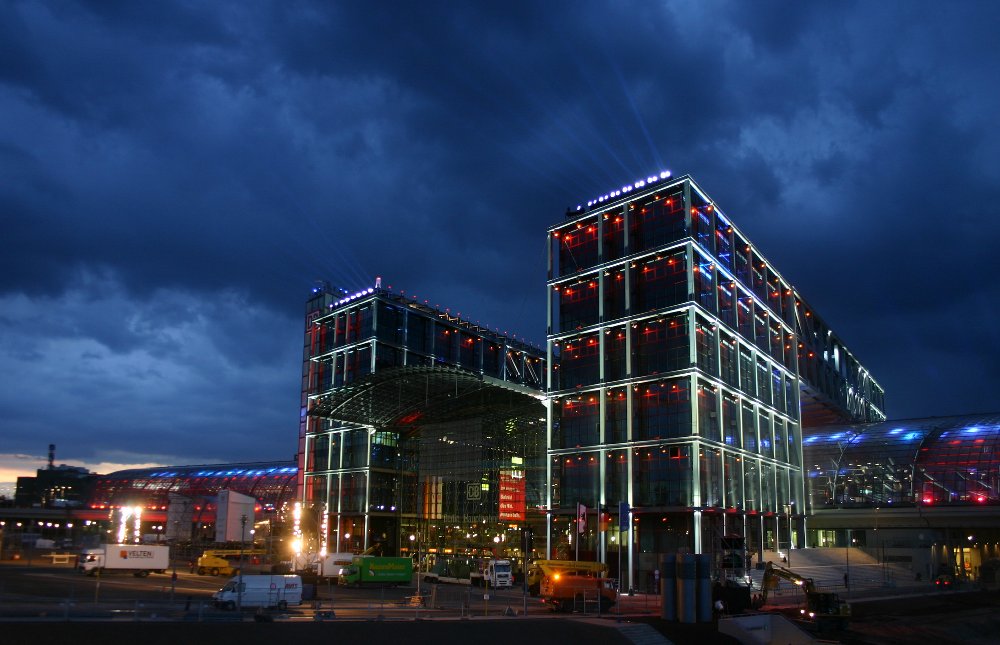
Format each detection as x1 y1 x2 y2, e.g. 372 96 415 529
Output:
676 553 696 624
660 554 676 620
696 553 712 622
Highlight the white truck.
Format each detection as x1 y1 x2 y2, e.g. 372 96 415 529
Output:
482 558 514 588
213 574 303 610
315 552 355 579
78 544 170 577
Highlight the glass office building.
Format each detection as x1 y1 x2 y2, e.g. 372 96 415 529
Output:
546 172 885 584
299 285 547 560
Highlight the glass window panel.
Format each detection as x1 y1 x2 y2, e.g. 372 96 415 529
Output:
695 254 716 313
553 452 600 508
632 249 688 314
700 447 723 507
604 325 627 382
558 275 600 332
606 387 628 444
635 444 692 507
719 332 738 387
742 402 757 453
633 311 689 376
630 190 686 252
698 380 720 442
603 266 627 321
603 210 625 261
634 376 692 441
558 219 599 276
715 215 733 271
724 451 744 509
722 393 740 448
559 333 600 388
695 315 717 376
554 394 600 448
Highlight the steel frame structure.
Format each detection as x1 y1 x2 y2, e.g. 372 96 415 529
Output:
545 173 886 591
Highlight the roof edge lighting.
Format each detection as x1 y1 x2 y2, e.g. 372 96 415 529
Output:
579 169 672 211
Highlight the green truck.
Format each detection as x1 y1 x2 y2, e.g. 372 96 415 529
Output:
341 556 413 587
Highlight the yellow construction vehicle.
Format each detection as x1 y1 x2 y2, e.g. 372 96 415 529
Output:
759 561 850 630
196 549 268 576
526 559 608 596
529 560 615 612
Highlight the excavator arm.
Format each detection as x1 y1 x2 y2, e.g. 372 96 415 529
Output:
760 561 816 605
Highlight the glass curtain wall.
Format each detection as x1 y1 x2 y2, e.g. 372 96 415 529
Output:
548 175 818 585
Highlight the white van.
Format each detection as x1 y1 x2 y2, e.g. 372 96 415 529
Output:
213 574 303 610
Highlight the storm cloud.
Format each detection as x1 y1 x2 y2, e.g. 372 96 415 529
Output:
2 1 998 476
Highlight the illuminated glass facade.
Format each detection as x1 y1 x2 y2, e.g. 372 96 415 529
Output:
89 462 298 513
804 414 1000 509
300 285 546 559
546 173 885 584
802 414 1000 582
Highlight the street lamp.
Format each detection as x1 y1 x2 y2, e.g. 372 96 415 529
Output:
238 514 247 612
410 534 419 594
785 504 793 567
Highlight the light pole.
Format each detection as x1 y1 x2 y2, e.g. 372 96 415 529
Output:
845 533 853 597
785 504 792 567
170 522 178 605
410 533 420 595
238 514 247 612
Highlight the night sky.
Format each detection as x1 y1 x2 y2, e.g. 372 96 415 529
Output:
3 1 999 481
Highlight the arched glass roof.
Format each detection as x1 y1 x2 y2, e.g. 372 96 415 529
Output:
803 413 1000 509
88 461 297 511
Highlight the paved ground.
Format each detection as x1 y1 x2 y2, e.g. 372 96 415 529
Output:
0 618 639 645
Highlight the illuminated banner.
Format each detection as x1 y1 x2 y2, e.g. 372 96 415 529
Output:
422 476 443 519
498 472 526 521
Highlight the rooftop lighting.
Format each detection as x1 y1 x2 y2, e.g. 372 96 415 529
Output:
583 170 671 209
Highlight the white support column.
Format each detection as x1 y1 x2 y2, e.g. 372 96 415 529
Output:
693 509 703 555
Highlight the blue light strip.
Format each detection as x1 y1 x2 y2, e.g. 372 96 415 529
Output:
330 287 376 308
578 170 673 211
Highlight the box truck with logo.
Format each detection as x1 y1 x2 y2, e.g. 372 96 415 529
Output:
341 556 413 586
78 544 170 577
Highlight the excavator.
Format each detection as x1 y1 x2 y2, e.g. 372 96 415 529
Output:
757 561 850 631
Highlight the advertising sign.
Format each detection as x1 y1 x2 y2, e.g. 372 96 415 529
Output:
498 472 525 521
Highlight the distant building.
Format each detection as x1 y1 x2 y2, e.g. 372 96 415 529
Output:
545 172 885 584
13 445 93 509
87 461 298 542
0 461 298 552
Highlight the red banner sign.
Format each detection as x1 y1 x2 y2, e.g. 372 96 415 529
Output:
498 473 526 521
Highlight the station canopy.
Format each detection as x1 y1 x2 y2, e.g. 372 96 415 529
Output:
308 365 545 433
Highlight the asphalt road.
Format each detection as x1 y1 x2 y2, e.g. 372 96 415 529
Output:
12 560 996 643
0 560 653 645
0 560 661 620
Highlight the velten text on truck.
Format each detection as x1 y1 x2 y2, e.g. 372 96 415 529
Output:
78 544 170 577
341 556 413 587
213 575 302 611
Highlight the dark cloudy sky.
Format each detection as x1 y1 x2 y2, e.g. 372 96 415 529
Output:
3 1 999 480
